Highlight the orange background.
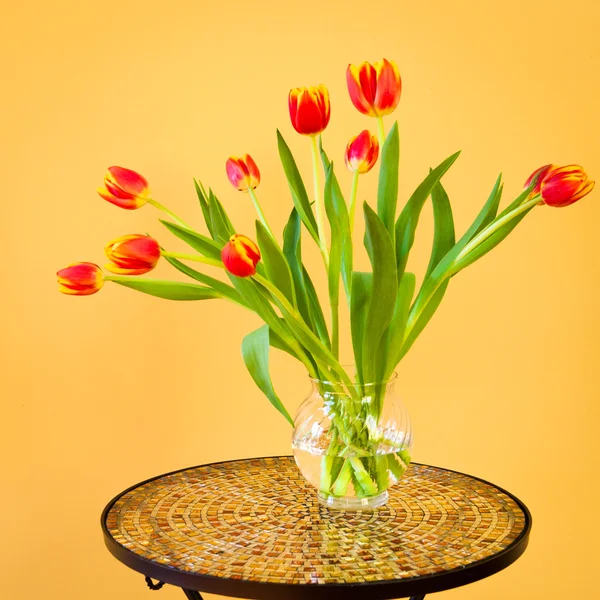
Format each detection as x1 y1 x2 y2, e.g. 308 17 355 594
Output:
2 0 599 598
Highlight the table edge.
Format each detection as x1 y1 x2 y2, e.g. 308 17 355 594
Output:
100 456 532 600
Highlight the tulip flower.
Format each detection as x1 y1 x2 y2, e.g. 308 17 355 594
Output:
105 234 161 275
288 85 331 136
226 154 274 239
346 59 402 118
97 166 150 210
226 155 260 192
222 234 261 277
535 165 594 208
524 164 557 196
345 130 379 174
57 262 104 296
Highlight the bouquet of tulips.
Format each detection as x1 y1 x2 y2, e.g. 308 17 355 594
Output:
58 59 593 499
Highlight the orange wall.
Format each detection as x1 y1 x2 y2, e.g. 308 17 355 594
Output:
2 1 599 598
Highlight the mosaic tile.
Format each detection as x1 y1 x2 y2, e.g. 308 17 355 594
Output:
104 457 527 584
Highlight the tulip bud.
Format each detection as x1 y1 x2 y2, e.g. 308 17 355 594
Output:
97 166 150 210
221 234 261 277
538 165 595 208
346 59 402 118
345 130 379 174
57 262 104 296
226 155 260 192
524 164 557 196
105 234 161 275
288 85 331 136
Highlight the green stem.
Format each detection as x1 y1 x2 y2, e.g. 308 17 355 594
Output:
455 196 540 262
310 134 330 269
348 171 360 236
160 251 223 269
248 188 275 239
147 198 191 229
376 117 385 148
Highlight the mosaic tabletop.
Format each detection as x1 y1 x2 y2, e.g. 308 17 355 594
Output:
102 457 530 598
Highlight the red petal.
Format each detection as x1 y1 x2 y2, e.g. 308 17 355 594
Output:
373 59 401 116
346 64 376 116
107 166 149 197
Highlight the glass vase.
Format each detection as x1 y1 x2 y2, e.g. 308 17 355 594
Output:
292 372 413 510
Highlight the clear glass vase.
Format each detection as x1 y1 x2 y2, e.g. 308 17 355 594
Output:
292 372 413 510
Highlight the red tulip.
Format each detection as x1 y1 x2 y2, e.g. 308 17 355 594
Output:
345 130 379 174
221 234 261 277
346 59 402 118
524 164 557 196
105 234 161 275
97 166 150 210
226 155 260 191
538 165 594 208
57 262 104 296
288 85 331 136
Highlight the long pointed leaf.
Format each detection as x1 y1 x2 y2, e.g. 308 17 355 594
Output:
450 204 535 274
302 266 330 349
319 145 353 297
350 272 372 385
384 272 416 377
193 178 213 237
283 208 314 331
457 173 503 248
109 277 222 301
208 189 235 242
399 279 449 361
395 151 461 281
256 221 296 307
362 204 398 383
163 255 246 306
160 220 223 260
377 122 400 244
425 180 456 279
242 325 294 426
276 130 319 243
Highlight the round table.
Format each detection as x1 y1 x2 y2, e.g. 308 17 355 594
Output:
101 456 531 600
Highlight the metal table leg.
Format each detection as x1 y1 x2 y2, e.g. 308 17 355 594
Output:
182 590 205 600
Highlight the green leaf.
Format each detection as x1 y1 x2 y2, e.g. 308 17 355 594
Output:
324 163 341 309
384 272 416 377
193 178 213 238
398 279 449 361
256 221 296 307
350 272 372 385
450 204 535 274
283 208 314 332
242 325 294 426
457 173 503 247
377 122 400 243
208 189 235 243
395 150 461 281
425 180 456 279
276 130 319 243
400 178 527 362
110 277 222 301
160 220 223 260
319 145 352 297
389 180 456 369
302 266 330 349
362 204 398 384
163 255 246 307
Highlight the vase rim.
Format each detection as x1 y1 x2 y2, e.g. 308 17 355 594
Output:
309 369 398 387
